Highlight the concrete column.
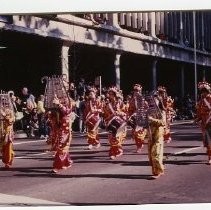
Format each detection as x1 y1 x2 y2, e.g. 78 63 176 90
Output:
150 12 156 37
155 12 160 35
61 43 71 81
179 12 184 45
110 13 121 28
114 52 121 89
201 12 205 50
152 59 157 91
202 67 206 81
181 65 185 98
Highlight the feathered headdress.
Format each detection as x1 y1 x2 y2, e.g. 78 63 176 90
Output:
198 81 211 92
108 86 119 96
133 84 142 91
88 87 97 94
157 86 166 92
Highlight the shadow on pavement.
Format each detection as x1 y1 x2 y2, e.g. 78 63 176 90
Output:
67 202 138 206
14 173 154 180
164 159 204 165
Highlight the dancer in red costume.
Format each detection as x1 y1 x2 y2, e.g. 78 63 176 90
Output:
45 110 59 154
51 96 74 173
103 87 127 159
84 88 102 150
128 84 149 153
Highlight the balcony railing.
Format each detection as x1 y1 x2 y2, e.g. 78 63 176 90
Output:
2 12 211 52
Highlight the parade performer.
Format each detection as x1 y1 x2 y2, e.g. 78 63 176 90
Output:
147 110 165 179
45 110 59 153
83 87 102 150
147 92 166 179
157 86 174 143
128 84 148 153
103 87 127 159
117 90 128 144
0 107 15 168
51 95 74 173
41 74 75 173
195 81 211 164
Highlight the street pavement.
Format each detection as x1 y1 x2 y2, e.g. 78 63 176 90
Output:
1 120 211 206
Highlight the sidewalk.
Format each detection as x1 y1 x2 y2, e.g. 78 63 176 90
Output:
0 193 67 207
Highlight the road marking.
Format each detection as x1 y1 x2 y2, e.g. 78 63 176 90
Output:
171 120 194 126
173 145 203 155
14 131 109 146
0 193 66 206
14 139 46 145
15 152 49 159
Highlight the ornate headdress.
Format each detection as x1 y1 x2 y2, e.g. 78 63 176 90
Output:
157 86 166 92
88 87 97 93
108 86 119 96
198 81 211 92
133 84 142 91
117 89 123 100
8 90 15 97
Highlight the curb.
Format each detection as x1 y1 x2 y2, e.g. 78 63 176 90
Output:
171 120 194 126
0 193 67 207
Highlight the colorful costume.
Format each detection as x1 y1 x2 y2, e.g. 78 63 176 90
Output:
84 91 102 149
148 114 165 178
128 84 148 152
0 109 15 168
51 101 74 173
196 81 211 164
157 86 173 143
103 88 127 159
46 110 59 152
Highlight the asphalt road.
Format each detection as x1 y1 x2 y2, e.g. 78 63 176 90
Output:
1 120 211 206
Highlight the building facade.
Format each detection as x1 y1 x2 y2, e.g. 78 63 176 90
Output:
0 12 211 98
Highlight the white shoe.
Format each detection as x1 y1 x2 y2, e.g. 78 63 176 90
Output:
151 174 161 179
88 144 93 150
151 172 164 179
136 144 144 153
116 152 123 157
52 169 59 173
62 165 72 170
165 138 172 143
110 155 116 160
95 143 101 149
40 135 45 139
136 146 143 153
136 148 142 153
